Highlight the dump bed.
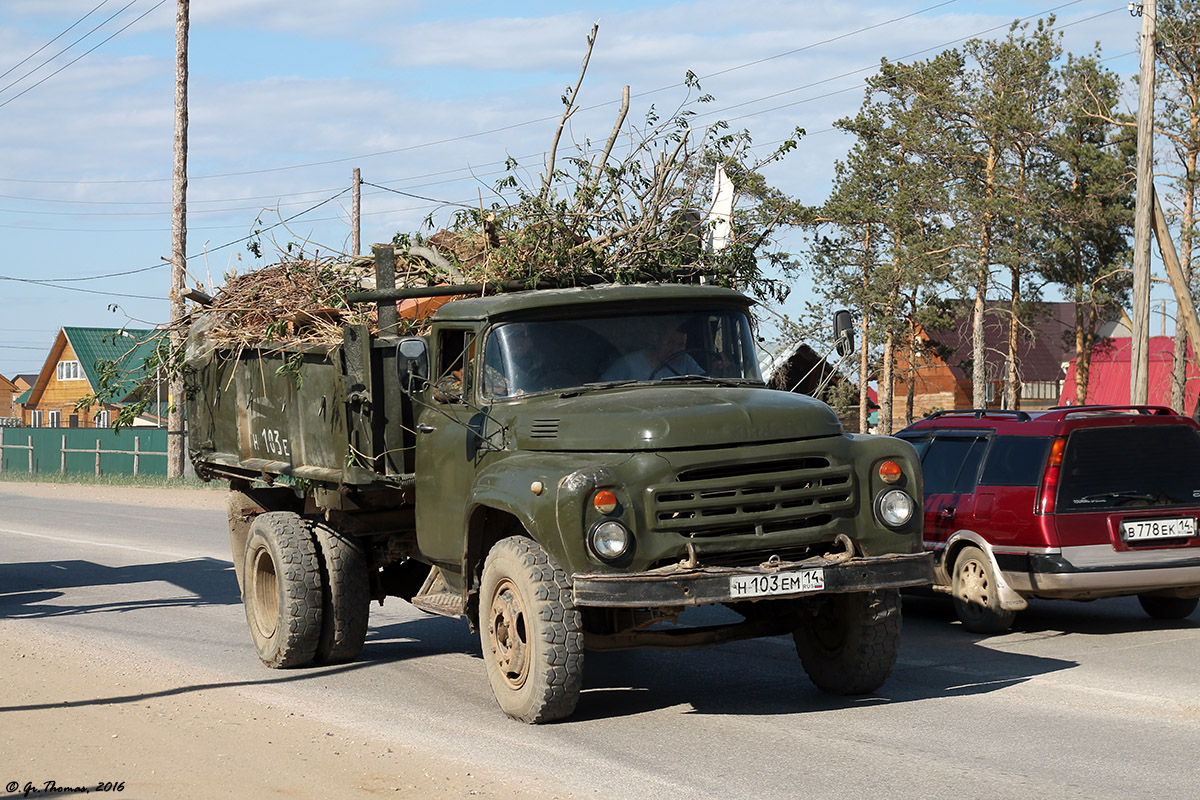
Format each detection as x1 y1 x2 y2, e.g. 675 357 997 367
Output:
184 324 413 488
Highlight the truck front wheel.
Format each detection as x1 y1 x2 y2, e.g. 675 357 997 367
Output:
794 589 901 695
478 536 584 723
242 512 323 668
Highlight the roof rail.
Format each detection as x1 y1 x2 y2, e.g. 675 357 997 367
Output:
923 409 1031 422
1043 404 1175 418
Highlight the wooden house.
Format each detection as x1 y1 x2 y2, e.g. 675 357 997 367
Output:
890 301 1128 429
0 373 17 422
18 327 163 429
760 339 873 432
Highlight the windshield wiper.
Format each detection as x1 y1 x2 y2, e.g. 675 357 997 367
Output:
1079 490 1160 503
658 374 756 387
558 380 641 397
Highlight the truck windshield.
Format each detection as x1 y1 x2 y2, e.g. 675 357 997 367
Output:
481 309 762 399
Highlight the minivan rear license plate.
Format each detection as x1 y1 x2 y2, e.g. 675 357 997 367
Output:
1121 517 1198 542
729 568 825 598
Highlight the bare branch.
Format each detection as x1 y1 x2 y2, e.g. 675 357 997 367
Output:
541 22 599 201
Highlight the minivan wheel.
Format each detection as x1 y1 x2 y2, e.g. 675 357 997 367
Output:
952 545 1016 634
1137 593 1199 620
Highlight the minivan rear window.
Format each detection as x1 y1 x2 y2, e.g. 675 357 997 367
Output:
979 436 1052 486
1057 425 1200 511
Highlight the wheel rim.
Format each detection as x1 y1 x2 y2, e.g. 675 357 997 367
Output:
487 577 530 691
956 558 991 619
249 545 279 639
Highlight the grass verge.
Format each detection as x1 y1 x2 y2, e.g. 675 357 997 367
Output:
0 470 222 491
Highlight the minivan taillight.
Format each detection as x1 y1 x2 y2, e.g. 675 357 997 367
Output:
1037 437 1067 514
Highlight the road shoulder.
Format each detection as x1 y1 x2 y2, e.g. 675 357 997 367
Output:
1 623 577 799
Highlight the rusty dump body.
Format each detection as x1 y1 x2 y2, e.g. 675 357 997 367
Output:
183 246 932 721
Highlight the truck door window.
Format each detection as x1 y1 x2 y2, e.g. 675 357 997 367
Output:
433 328 475 403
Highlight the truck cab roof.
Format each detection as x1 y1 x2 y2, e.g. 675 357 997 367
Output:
430 282 752 323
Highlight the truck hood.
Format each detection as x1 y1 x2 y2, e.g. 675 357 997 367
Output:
505 386 843 451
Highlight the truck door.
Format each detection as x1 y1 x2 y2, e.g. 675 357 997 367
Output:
414 325 489 570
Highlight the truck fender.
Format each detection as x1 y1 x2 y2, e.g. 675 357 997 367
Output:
459 488 559 623
942 531 1029 612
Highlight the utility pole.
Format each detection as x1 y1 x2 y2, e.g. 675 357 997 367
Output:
167 0 189 478
352 168 361 256
1131 0 1157 405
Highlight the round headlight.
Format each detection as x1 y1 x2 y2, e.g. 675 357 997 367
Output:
877 489 915 528
590 520 631 561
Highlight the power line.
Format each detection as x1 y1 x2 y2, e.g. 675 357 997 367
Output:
0 0 114 83
0 0 135 96
0 0 167 111
0 187 351 286
0 1 973 185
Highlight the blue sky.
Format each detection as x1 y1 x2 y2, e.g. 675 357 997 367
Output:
0 1 1145 377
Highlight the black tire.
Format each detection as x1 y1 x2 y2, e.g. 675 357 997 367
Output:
951 545 1017 633
241 512 323 668
794 589 902 695
1137 593 1199 620
479 536 584 723
311 522 371 664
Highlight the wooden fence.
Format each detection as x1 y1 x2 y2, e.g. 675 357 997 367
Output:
0 427 169 477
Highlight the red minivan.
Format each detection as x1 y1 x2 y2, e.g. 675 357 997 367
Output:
896 406 1200 632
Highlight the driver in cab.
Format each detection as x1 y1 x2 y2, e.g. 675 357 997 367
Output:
601 318 704 381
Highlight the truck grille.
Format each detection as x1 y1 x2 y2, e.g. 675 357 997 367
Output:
649 456 854 537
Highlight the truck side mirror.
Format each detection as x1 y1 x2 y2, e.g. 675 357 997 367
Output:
834 310 855 358
395 337 429 391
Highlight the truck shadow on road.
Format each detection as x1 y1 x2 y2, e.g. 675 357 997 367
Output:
364 599 1084 723
0 557 240 618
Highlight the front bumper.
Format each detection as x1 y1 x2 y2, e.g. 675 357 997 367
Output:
572 551 934 608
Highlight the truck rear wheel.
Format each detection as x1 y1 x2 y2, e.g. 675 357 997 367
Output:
479 536 584 723
242 512 323 668
794 589 901 695
312 522 371 664
952 545 1016 633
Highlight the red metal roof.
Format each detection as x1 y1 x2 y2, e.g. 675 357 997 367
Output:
1059 336 1200 414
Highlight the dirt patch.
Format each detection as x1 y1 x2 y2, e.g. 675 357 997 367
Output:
0 482 578 799
1 624 578 800
0 480 227 511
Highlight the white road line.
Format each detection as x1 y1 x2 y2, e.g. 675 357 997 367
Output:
0 526 213 559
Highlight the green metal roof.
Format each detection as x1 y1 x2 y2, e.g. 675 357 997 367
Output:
14 387 31 404
63 327 162 398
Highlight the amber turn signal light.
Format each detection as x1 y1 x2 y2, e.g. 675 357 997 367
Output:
878 460 902 484
593 490 619 514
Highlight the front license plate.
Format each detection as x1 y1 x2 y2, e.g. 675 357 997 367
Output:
729 568 825 599
1121 517 1198 542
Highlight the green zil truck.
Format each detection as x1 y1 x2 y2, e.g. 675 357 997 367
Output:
184 248 932 723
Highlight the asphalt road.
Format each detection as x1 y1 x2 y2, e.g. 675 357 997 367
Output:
3 488 1200 800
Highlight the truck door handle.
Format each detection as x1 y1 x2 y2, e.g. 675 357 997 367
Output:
417 424 437 434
